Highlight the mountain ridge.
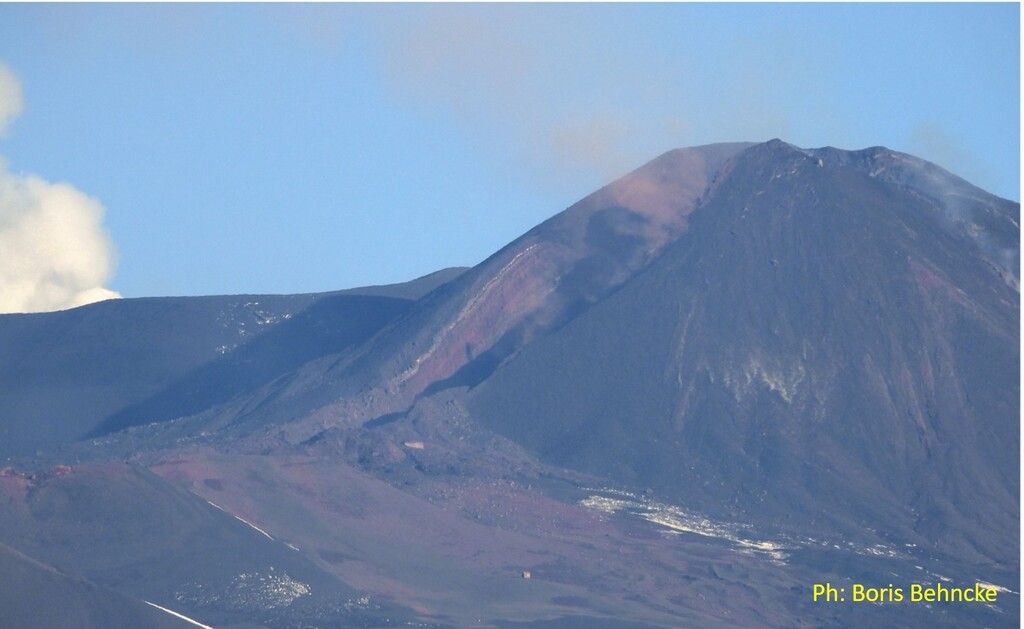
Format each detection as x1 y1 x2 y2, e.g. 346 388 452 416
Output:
0 139 1017 627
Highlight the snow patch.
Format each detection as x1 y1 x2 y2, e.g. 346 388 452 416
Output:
978 581 1015 595
580 487 788 563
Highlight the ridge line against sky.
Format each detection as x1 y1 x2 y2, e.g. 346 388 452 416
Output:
0 3 1018 309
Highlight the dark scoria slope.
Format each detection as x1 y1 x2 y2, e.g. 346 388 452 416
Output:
0 462 421 627
468 140 1018 565
210 143 756 436
0 268 464 459
0 543 189 628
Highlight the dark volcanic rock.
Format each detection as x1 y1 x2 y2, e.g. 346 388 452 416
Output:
0 268 465 459
223 143 757 434
0 542 189 628
467 140 1018 566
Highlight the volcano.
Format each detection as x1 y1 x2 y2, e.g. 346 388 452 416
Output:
469 140 1019 564
0 140 1017 628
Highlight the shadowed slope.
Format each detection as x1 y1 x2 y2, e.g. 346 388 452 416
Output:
467 140 1018 565
92 294 412 437
0 268 465 458
0 542 190 629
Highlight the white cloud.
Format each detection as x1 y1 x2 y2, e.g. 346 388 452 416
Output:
0 62 120 314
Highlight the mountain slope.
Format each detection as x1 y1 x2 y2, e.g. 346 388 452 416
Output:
2 140 1016 628
0 268 465 459
0 542 191 629
466 140 1018 563
206 143 757 436
0 462 422 627
342 143 753 401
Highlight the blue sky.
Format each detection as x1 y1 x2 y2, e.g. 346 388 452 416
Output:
0 3 1018 302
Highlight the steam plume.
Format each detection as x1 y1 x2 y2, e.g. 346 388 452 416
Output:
0 62 120 313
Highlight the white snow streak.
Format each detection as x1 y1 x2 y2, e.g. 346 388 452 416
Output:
144 601 213 629
205 498 274 541
233 514 274 541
